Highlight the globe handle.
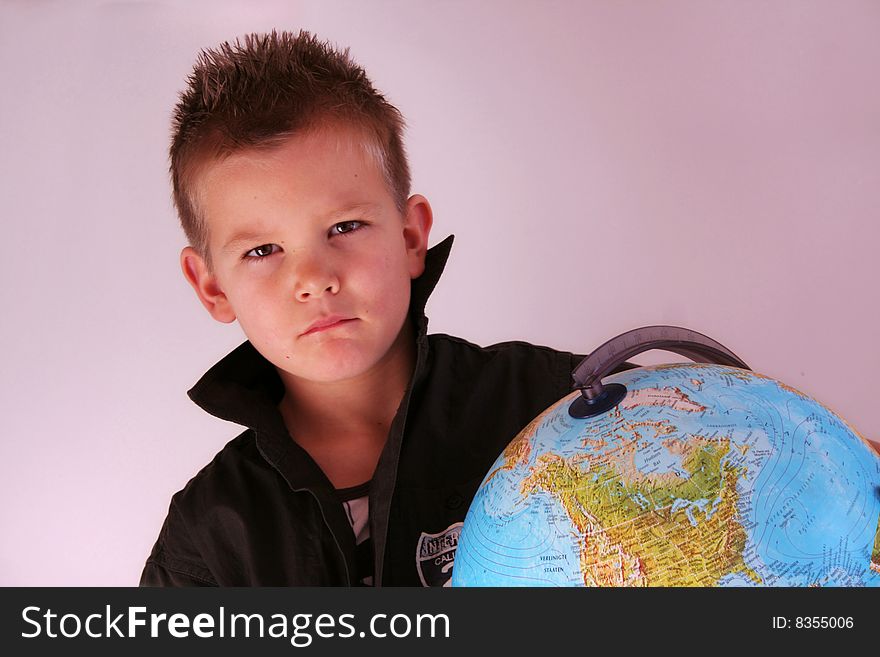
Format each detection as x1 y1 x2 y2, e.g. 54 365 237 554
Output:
569 325 750 418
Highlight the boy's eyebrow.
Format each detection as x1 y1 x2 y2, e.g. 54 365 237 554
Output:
221 203 381 253
327 202 380 221
222 231 268 254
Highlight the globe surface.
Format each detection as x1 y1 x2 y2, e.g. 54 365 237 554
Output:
452 363 880 586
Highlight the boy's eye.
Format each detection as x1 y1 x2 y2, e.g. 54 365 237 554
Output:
330 220 364 236
244 244 280 259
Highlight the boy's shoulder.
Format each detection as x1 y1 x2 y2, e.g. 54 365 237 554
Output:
427 332 583 380
430 332 576 356
423 332 637 416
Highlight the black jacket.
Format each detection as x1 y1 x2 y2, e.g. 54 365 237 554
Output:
140 235 626 586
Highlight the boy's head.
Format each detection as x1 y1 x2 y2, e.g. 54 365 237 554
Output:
171 31 432 386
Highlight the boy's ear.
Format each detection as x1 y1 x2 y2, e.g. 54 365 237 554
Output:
180 247 236 323
402 194 433 279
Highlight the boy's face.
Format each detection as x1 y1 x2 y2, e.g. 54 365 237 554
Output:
181 124 432 385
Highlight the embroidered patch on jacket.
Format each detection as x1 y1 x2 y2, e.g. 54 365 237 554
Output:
415 522 463 587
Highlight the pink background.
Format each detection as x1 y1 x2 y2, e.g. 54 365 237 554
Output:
1 0 877 585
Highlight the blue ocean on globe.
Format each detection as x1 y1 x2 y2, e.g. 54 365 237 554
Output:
452 363 880 587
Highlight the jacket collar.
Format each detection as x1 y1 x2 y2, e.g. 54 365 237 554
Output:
187 235 455 434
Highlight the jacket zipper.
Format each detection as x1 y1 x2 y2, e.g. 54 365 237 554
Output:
372 327 426 585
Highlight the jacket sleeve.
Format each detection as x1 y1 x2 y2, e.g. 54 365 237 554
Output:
139 498 218 587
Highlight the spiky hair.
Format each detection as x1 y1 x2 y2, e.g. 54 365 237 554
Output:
169 30 410 264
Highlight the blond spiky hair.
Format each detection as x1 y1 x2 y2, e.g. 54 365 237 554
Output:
169 30 410 265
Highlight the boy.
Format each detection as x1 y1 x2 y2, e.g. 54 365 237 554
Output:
140 30 614 586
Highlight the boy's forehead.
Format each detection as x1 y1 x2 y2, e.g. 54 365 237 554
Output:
193 125 393 242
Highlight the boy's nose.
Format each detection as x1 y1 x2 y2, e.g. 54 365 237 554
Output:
292 256 340 301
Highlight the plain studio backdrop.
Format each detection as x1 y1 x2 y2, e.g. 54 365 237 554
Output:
1 0 877 585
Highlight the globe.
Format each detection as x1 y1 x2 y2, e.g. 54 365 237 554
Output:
452 331 880 587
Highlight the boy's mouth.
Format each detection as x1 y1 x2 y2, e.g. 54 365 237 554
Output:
301 315 357 337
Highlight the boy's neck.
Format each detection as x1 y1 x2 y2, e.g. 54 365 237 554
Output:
276 318 417 457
